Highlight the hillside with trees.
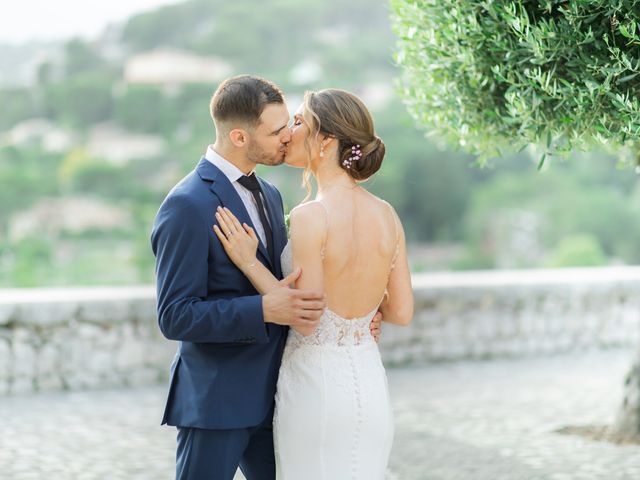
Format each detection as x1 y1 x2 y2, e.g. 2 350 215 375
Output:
0 0 638 287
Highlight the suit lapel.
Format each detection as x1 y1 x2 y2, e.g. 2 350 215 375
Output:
197 158 274 270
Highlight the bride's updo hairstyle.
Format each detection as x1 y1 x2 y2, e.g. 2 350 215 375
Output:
304 89 385 181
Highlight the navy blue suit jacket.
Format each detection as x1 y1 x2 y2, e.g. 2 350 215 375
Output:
151 157 289 430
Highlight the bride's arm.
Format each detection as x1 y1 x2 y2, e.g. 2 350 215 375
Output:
288 203 326 335
213 206 286 294
289 204 325 293
379 209 414 325
213 206 325 336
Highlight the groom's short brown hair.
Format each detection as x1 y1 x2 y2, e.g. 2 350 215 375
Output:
210 75 285 129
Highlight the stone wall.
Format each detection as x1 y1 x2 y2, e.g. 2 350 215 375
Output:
380 267 640 365
1 267 640 395
0 286 174 395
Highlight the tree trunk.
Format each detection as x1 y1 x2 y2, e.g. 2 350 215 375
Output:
614 353 640 438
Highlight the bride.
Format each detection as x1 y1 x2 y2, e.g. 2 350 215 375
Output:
213 88 413 479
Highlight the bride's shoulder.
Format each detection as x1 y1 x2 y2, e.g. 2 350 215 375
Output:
288 201 327 246
289 200 328 225
369 195 402 231
357 187 390 206
366 192 396 215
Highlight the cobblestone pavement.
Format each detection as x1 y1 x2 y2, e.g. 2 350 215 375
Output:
1 349 639 480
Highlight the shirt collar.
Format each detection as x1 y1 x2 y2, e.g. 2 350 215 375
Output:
204 145 255 183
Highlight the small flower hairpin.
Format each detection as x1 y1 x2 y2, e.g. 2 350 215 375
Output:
343 144 361 169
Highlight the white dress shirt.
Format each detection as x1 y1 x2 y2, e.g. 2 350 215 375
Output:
204 146 270 248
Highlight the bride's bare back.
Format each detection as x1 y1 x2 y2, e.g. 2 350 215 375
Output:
290 185 412 324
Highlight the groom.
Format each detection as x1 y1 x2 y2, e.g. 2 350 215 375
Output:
151 75 381 480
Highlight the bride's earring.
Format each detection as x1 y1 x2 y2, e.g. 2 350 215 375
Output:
319 145 324 158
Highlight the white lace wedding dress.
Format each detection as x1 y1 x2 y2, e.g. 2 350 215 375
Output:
273 240 395 479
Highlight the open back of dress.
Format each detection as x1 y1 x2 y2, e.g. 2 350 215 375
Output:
314 187 400 320
274 187 397 480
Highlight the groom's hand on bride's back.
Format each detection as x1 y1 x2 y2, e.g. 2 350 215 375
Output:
262 267 325 328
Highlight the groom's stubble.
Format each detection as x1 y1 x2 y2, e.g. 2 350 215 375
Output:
246 136 287 168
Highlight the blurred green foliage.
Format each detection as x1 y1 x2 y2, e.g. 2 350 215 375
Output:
44 75 114 127
0 0 638 287
546 234 608 267
392 0 640 163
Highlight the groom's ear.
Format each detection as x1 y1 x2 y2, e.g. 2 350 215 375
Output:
229 128 248 147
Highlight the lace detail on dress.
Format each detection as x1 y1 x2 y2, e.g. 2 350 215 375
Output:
287 307 378 349
281 240 294 277
280 239 377 350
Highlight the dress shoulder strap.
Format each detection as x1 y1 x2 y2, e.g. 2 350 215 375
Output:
383 200 401 270
309 199 329 260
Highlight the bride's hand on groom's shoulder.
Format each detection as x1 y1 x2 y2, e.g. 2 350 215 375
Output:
213 206 259 272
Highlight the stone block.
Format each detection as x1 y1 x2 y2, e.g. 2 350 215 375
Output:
118 336 156 369
0 304 17 326
10 377 34 395
86 349 114 376
35 343 61 378
79 300 130 326
12 342 36 378
65 371 101 390
0 340 10 378
126 367 161 387
35 373 64 391
20 302 77 327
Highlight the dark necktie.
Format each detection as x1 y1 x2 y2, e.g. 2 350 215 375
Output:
237 173 274 265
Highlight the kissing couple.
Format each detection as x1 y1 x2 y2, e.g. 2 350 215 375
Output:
151 75 414 479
